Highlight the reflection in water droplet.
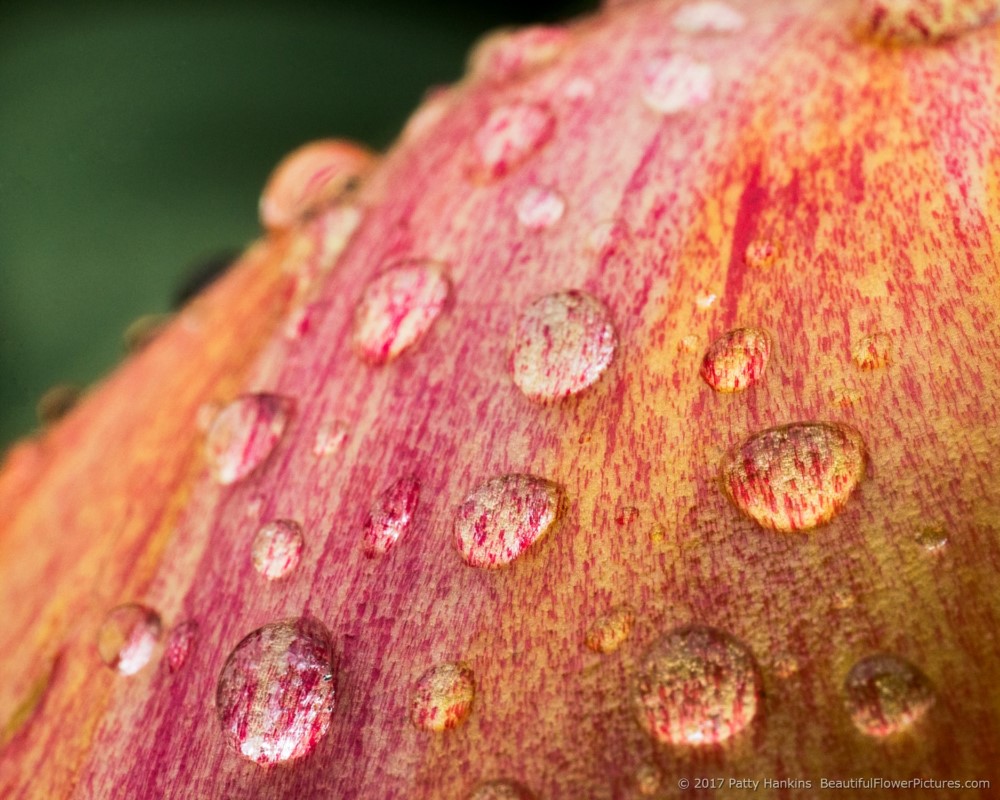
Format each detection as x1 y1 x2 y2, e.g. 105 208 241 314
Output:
844 653 935 737
585 606 635 653
471 25 571 83
634 625 761 745
516 185 566 230
673 1 747 32
260 139 374 233
97 604 162 676
166 620 199 673
469 781 536 800
410 662 475 732
216 616 336 765
641 53 714 114
353 262 450 365
915 527 948 552
852 332 893 370
700 328 771 393
744 239 780 269
472 102 556 181
313 419 348 457
636 764 661 795
455 474 563 568
855 0 1000 44
205 394 293 486
252 520 305 580
363 476 421 557
512 291 617 403
720 422 868 532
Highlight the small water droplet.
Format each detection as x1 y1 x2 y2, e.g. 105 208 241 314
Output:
363 476 421 557
251 519 304 580
695 292 718 309
673 1 747 32
678 334 701 353
353 262 450 365
216 616 337 765
585 606 635 653
615 504 640 526
410 662 475 732
260 139 375 233
744 238 780 269
832 588 856 610
586 220 618 253
472 102 556 181
205 394 293 486
511 291 618 403
856 0 1000 44
634 625 761 745
635 764 662 795
852 332 893 370
36 384 82 426
640 53 714 115
123 313 171 353
516 185 566 230
915 526 948 552
844 653 935 737
832 388 863 408
165 620 198 673
720 422 868 532
700 327 771 393
772 653 800 679
471 25 571 82
563 75 596 102
469 781 536 800
313 418 348 457
97 604 162 676
649 522 667 543
455 473 563 569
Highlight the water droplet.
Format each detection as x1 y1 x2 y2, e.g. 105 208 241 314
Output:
251 520 304 580
636 764 662 795
165 620 198 673
855 0 1000 44
586 220 618 252
216 616 337 765
472 102 556 181
410 662 475 732
585 606 635 653
695 292 718 309
673 1 747 32
720 422 868 532
205 394 293 486
260 139 375 232
615 504 640 526
363 476 421 557
563 75 596 102
852 332 893 370
649 522 667 543
313 418 348 457
511 291 618 403
700 327 772 393
640 53 714 115
97 604 162 676
516 185 566 230
844 653 935 737
123 313 171 353
471 25 571 83
832 388 863 408
469 781 536 800
353 262 450 365
455 473 563 569
678 334 701 353
915 526 948 552
634 625 761 746
744 238 780 269
832 588 855 610
36 384 81 426
772 653 800 679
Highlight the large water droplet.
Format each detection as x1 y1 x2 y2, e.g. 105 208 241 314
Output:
720 422 868 532
455 474 563 568
97 604 162 676
516 185 566 230
216 616 336 765
700 327 771 393
673 1 748 32
585 606 635 653
259 139 374 233
410 662 475 732
353 262 450 365
471 25 571 83
844 653 935 737
855 0 1000 44
852 332 893 370
469 781 536 800
640 53 714 115
205 394 293 486
363 476 421 557
511 291 617 403
165 620 198 673
251 519 304 580
634 625 761 746
472 102 556 181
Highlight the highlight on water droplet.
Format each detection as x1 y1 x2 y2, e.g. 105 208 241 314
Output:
915 526 948 552
216 616 337 765
854 0 1000 44
313 418 348 457
852 332 893 370
844 653 935 737
585 606 635 654
205 394 293 486
469 781 536 800
363 475 421 557
97 604 162 676
634 625 761 746
260 139 375 233
700 327 771 393
636 763 662 795
511 290 618 403
470 25 571 83
251 519 304 580
455 473 563 568
640 53 714 115
673 1 748 32
744 238 780 269
165 620 199 673
720 422 868 532
410 661 475 732
472 102 556 181
353 261 451 365
516 185 566 230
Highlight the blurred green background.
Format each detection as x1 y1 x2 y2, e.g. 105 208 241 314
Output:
0 0 594 450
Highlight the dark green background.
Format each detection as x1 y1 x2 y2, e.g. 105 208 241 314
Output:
0 0 593 449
